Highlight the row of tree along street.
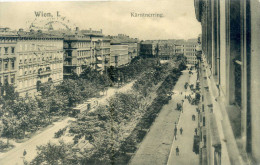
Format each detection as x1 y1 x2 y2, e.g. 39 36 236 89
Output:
0 56 181 151
26 56 187 165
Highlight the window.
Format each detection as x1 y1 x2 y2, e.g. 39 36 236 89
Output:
11 60 15 70
10 74 15 84
4 61 8 71
11 47 15 54
0 61 2 71
4 75 8 84
4 47 8 54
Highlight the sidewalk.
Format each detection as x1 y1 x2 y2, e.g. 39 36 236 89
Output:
129 72 189 165
166 99 199 165
167 69 199 165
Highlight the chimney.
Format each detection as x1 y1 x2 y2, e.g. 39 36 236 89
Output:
19 28 24 32
76 27 79 31
100 29 102 33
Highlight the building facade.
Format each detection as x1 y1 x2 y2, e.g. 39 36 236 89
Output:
139 42 157 58
158 43 175 60
110 44 129 67
0 33 18 88
63 28 111 76
16 30 64 96
0 29 64 96
63 33 92 76
184 41 197 65
108 34 138 67
195 0 260 164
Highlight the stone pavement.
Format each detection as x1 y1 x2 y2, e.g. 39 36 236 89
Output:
129 72 190 165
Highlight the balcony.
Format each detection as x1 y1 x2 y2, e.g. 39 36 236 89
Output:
38 69 51 77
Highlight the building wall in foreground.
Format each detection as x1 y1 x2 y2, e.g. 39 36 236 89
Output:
195 0 260 163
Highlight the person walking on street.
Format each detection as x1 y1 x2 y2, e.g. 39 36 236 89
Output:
23 149 27 157
174 127 178 140
192 114 195 121
180 127 183 135
195 128 198 135
176 146 180 156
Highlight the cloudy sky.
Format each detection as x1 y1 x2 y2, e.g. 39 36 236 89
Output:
0 0 201 40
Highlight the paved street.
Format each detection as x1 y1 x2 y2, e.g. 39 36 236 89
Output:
0 81 135 165
130 70 199 165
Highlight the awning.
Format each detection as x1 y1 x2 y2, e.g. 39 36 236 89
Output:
97 56 102 61
97 64 103 68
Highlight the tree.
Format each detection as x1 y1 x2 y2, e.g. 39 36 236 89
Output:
30 141 72 165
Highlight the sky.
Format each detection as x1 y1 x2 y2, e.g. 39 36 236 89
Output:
0 0 201 40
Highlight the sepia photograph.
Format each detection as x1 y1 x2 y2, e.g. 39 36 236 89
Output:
0 0 259 164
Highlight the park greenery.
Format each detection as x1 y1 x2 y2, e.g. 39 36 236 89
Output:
0 57 166 145
29 57 186 164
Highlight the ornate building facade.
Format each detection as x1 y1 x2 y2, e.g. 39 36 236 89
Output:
0 31 18 88
0 29 64 96
16 30 64 96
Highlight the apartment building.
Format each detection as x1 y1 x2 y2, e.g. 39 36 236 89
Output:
63 28 111 76
63 31 92 76
0 29 64 96
16 30 64 96
110 44 129 67
0 31 18 88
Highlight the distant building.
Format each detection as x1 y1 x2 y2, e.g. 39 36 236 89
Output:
158 43 175 60
108 34 138 67
110 44 129 67
184 41 197 65
140 39 197 64
139 41 157 58
63 28 111 76
63 30 92 77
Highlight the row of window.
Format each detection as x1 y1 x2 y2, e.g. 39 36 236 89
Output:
19 42 63 52
185 49 196 52
19 57 62 64
0 47 15 55
78 50 91 57
19 63 62 76
18 73 62 89
0 60 15 71
186 53 196 56
76 42 91 48
0 74 15 85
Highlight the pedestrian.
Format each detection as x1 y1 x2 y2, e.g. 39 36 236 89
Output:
195 128 198 135
174 127 178 140
23 149 27 157
180 127 183 135
192 114 195 121
176 146 180 156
